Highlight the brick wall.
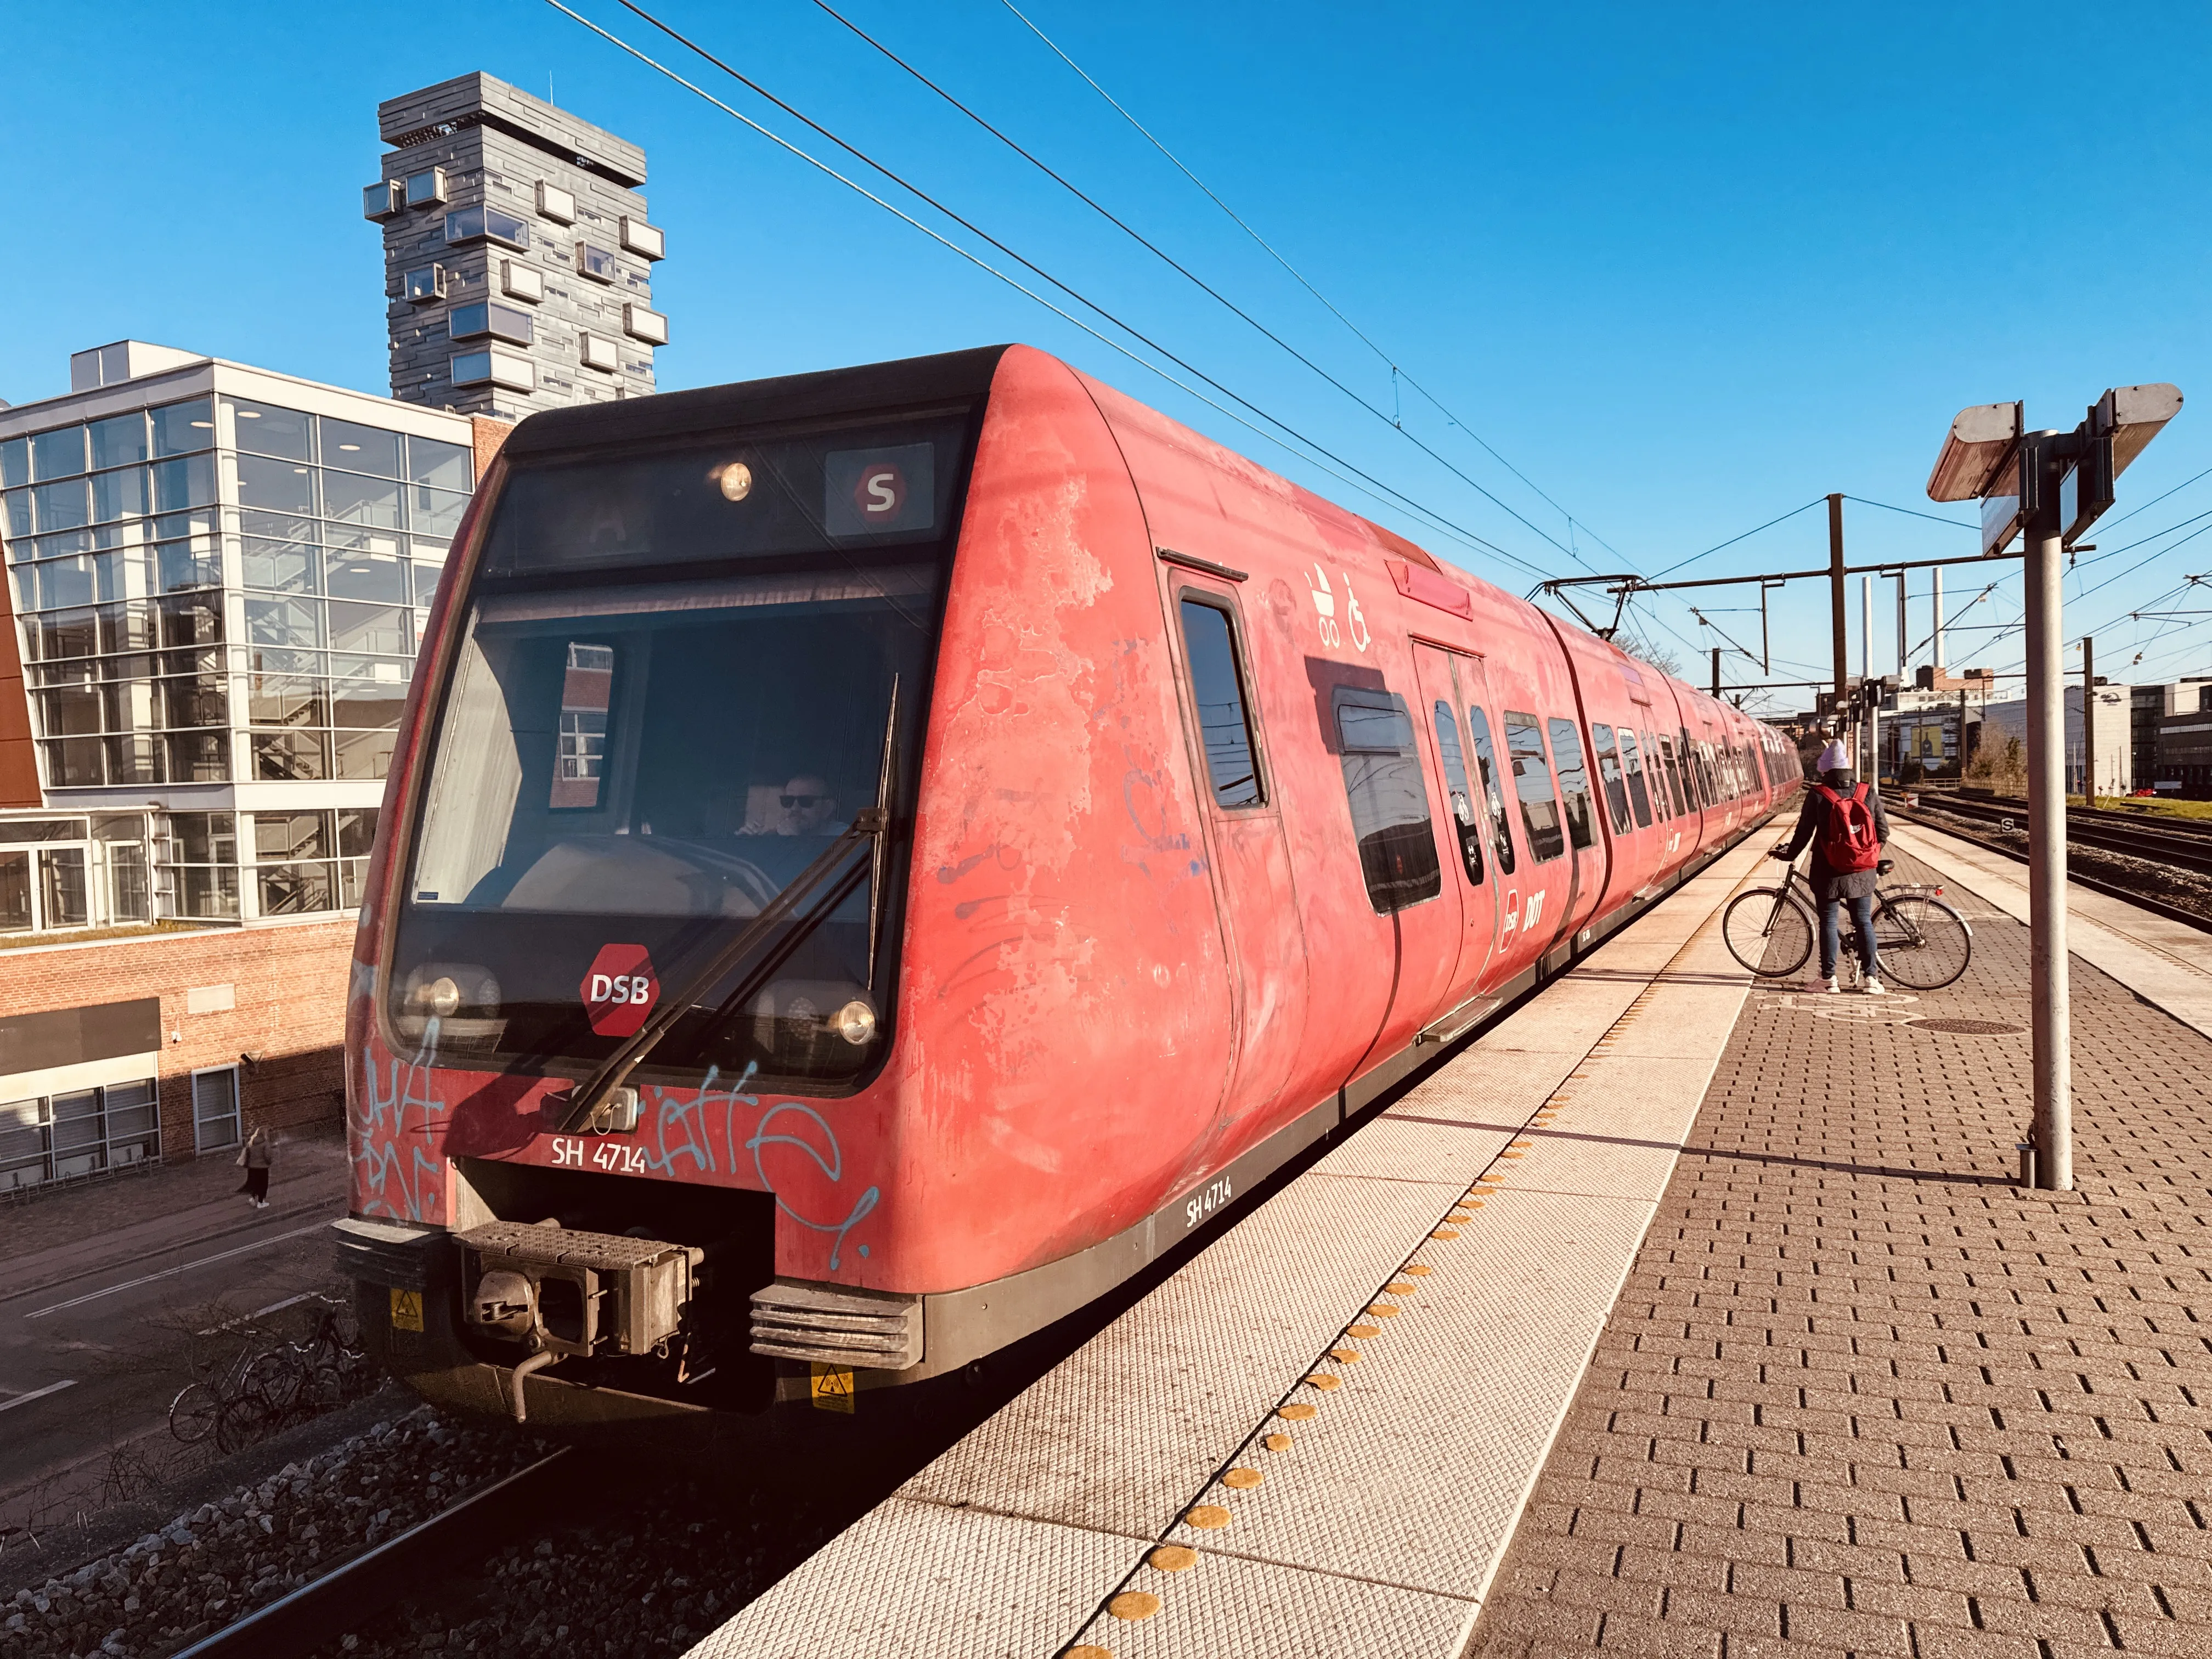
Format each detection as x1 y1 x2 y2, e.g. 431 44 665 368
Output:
0 918 357 1161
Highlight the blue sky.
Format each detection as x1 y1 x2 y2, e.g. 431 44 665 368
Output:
5 1 2209 709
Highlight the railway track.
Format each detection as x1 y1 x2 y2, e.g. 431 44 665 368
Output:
1893 800 2212 935
170 1448 572 1659
1921 792 2212 877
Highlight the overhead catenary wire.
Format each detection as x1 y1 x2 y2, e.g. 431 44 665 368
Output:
1647 498 1825 580
550 0 1552 582
808 0 1607 574
992 0 1628 569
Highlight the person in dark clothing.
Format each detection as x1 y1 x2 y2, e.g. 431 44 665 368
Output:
1771 739 1891 992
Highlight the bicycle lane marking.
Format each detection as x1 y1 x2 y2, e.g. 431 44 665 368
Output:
0 1379 76 1413
21 1222 329 1321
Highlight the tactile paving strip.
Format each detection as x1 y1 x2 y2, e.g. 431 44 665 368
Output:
681 1498 1144 1659
1062 1538 1479 1659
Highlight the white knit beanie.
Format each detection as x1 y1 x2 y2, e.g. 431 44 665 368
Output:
1816 740 1849 772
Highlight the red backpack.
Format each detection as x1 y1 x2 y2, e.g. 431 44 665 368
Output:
1814 783 1881 872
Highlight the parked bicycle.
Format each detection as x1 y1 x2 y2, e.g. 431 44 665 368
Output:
168 1298 375 1453
1723 847 1972 989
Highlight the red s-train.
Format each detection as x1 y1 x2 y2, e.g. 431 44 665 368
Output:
336 345 1796 1432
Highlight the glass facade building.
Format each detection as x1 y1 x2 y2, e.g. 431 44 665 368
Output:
0 346 480 930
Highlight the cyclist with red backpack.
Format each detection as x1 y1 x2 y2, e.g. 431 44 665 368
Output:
1770 738 1891 992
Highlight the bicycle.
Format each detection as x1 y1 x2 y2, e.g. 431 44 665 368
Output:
1722 845 1973 990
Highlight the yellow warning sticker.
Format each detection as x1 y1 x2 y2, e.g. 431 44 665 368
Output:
390 1287 424 1332
810 1362 855 1414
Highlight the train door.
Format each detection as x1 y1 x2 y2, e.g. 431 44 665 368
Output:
1411 642 1502 1028
1481 689 1576 983
1164 579 1313 1133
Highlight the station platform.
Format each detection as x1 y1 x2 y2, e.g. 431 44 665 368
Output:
692 820 2212 1658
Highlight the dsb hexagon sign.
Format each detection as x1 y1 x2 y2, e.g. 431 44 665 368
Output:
580 943 658 1037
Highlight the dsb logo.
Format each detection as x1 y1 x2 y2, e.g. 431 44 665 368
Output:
580 943 658 1037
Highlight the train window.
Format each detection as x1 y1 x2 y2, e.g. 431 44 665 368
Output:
1618 728 1654 827
1502 712 1566 863
1466 706 1516 877
1547 719 1598 851
1430 701 1484 885
1177 598 1265 809
1590 724 1634 836
550 642 614 810
1660 735 1689 817
1332 688 1442 913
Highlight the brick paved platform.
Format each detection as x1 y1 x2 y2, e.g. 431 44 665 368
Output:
1467 843 2212 1659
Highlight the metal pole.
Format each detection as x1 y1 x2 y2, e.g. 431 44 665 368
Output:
2023 437 2072 1190
1933 566 1946 672
2082 636 2095 804
1829 494 1848 718
1861 575 1872 681
1711 646 1721 697
1894 572 1908 678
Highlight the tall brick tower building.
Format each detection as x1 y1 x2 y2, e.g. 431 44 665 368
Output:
365 74 665 419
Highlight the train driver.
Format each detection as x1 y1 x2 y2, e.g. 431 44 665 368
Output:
773 774 848 836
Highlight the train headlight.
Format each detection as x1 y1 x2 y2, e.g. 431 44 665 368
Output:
715 460 753 502
829 999 877 1046
393 964 503 1048
422 976 463 1018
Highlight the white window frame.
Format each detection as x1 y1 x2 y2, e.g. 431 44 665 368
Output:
404 167 449 208
535 180 576 224
190 1063 241 1154
363 180 402 221
500 260 544 304
621 303 668 346
578 332 618 373
619 216 665 260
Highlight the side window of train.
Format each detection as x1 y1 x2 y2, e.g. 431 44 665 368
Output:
1660 734 1689 817
1331 687 1443 913
1502 711 1566 863
1466 706 1516 877
1617 727 1654 827
1547 718 1598 851
1590 724 1634 836
1430 701 1485 885
1177 596 1265 809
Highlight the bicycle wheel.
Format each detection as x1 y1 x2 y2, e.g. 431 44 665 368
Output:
1872 895 1972 990
215 1392 268 1455
243 1349 303 1415
1722 887 1814 978
168 1383 221 1445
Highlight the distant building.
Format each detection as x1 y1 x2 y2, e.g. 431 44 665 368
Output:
1979 683 2134 797
0 341 500 1187
366 73 665 420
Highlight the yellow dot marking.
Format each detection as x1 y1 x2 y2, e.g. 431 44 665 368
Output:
1187 1504 1232 1529
1149 1545 1198 1573
1109 1591 1161 1621
1449 1211 1472 1222
1067 1648 1113 1659
1476 1175 1504 1186
1263 1432 1292 1452
1308 1374 1341 1390
1497 1153 1524 1161
1348 1322 1380 1339
1367 1304 1400 1317
1279 1402 1318 1420
1222 1467 1263 1489
1386 1280 1415 1295
1463 1199 1485 1210
1431 1227 1460 1239
1328 1347 1361 1363
1403 1263 1432 1276
1509 1141 1533 1149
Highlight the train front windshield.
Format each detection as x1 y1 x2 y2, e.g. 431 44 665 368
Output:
387 415 968 1091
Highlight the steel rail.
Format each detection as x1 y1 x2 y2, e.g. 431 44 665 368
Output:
169 1448 573 1659
1892 804 2212 935
1925 794 2212 876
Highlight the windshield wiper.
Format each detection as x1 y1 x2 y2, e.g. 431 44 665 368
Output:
554 680 902 1135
